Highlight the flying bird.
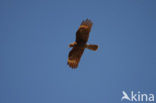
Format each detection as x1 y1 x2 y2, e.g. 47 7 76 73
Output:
67 19 98 69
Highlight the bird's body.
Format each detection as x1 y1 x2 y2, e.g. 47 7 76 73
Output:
67 19 98 69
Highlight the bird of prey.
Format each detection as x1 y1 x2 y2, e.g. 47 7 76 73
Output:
67 19 98 69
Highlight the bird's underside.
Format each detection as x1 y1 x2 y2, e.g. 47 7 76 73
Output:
67 19 98 69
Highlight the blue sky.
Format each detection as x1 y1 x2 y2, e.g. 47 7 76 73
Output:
0 0 156 103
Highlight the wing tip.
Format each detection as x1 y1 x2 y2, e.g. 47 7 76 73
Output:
67 59 78 69
80 18 93 27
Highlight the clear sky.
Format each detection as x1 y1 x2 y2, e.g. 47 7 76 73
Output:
0 0 156 103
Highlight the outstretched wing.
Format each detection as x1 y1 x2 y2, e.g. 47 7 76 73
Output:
67 46 85 68
76 19 93 44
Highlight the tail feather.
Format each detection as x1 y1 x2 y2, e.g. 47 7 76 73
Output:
86 44 98 51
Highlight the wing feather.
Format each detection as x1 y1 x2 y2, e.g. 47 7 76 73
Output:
76 19 93 44
67 46 85 69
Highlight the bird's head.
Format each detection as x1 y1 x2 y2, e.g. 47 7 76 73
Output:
69 42 77 48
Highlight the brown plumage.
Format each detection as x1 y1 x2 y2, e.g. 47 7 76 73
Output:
67 19 98 69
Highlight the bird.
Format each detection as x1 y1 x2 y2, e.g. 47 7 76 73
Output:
67 19 98 69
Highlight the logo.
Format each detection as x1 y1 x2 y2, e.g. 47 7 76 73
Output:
121 91 154 102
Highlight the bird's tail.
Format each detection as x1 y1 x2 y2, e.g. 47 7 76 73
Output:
86 44 98 51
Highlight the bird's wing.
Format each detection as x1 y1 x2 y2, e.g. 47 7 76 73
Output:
67 46 85 69
76 19 93 44
80 19 93 32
